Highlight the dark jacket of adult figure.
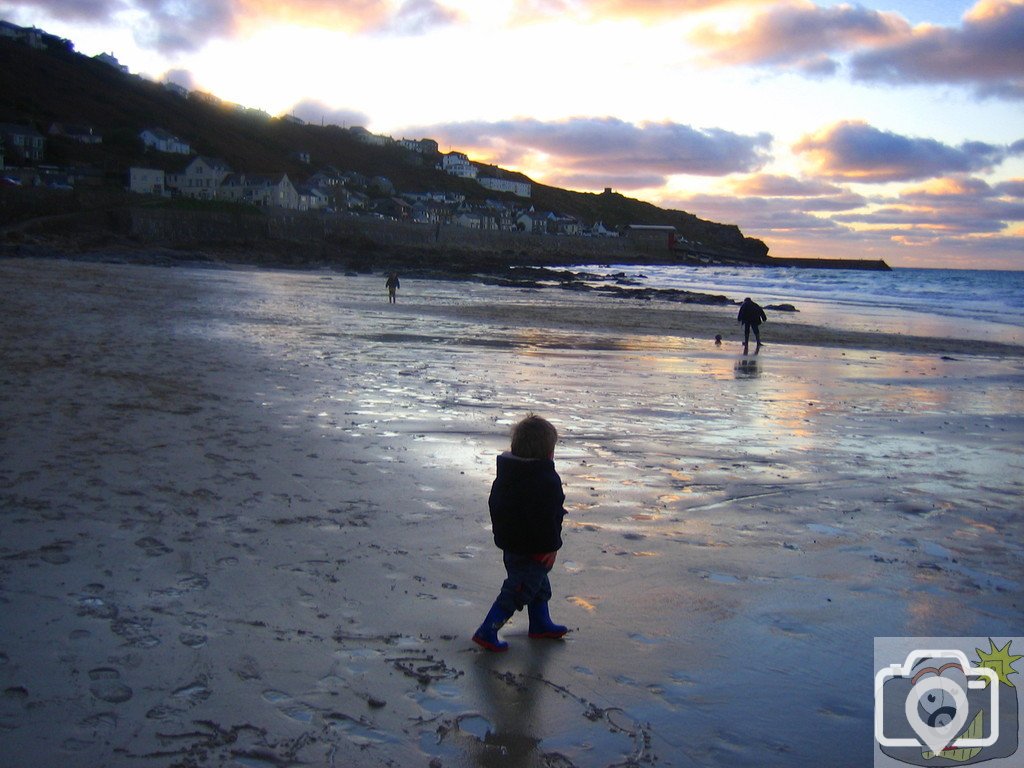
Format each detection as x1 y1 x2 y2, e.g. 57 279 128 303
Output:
385 273 400 303
737 297 767 350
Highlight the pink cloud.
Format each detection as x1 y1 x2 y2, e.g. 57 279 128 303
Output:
729 173 847 197
511 0 772 23
402 116 774 188
851 0 1024 98
793 121 1008 182
693 2 909 74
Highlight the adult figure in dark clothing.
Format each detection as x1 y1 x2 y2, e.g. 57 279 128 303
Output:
385 272 400 303
737 297 767 354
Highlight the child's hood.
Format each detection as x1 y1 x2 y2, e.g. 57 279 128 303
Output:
496 451 555 475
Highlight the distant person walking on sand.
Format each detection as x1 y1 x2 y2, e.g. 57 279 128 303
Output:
473 414 569 652
737 297 767 354
385 272 400 303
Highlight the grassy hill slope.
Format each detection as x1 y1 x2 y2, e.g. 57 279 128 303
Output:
0 36 768 259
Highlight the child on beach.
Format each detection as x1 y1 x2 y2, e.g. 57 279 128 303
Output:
473 414 568 652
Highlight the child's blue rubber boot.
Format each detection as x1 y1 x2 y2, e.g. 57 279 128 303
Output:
527 600 568 639
473 603 513 652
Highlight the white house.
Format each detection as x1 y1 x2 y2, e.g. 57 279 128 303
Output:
442 152 478 179
478 176 531 198
140 128 191 155
166 156 231 199
128 167 166 196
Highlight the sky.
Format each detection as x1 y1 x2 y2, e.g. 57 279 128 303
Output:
2 0 1022 269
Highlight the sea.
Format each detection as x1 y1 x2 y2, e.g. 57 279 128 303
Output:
571 264 1024 346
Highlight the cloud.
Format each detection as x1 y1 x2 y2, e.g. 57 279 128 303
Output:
994 178 1024 197
0 0 125 22
729 173 847 197
820 174 1024 239
287 99 370 127
510 0 773 23
670 183 1024 269
689 0 1024 99
543 172 669 192
666 175 866 236
403 117 773 188
162 67 198 89
666 192 846 236
0 0 456 53
831 206 1022 235
793 121 1008 182
130 0 236 53
851 0 1024 98
383 0 458 35
693 2 909 75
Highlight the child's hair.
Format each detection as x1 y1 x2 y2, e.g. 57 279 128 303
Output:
510 414 558 459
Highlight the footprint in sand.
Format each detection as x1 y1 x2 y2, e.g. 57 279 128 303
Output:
172 680 212 705
261 689 319 724
178 632 207 648
77 596 118 620
135 536 172 556
88 668 133 704
39 542 72 564
232 655 262 681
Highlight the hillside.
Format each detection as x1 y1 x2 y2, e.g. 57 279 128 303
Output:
0 34 772 261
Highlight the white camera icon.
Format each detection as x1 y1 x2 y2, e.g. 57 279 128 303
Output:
875 649 1000 754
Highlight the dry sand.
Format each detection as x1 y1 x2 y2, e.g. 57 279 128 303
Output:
0 257 1021 767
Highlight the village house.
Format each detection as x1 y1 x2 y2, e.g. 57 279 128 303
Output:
350 127 392 147
548 213 581 236
219 173 299 209
140 128 191 155
307 166 344 189
478 176 531 199
0 123 46 162
94 52 128 72
166 156 231 199
128 167 166 196
516 210 553 234
294 184 330 211
623 224 678 250
398 138 440 155
441 151 477 179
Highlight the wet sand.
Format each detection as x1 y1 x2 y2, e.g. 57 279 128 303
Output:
0 257 1021 767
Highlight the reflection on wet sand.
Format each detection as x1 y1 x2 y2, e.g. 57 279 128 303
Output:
733 358 760 379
